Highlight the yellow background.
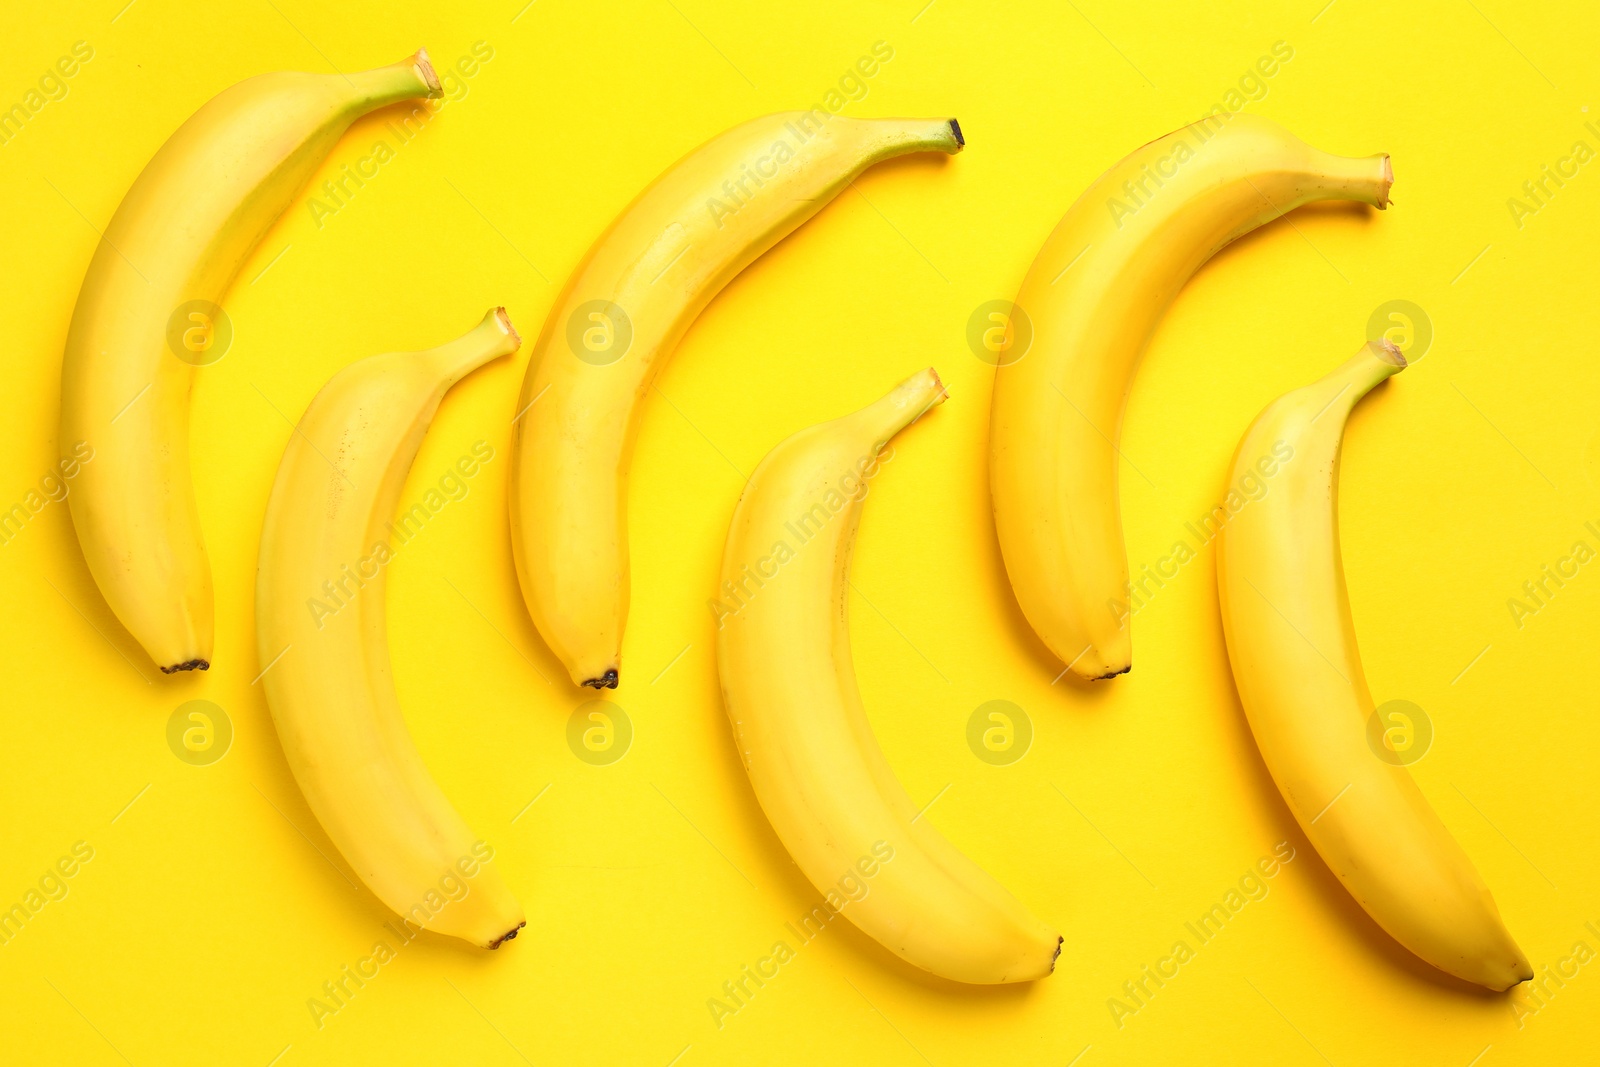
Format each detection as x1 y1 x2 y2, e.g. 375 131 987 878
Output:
2 0 1597 1063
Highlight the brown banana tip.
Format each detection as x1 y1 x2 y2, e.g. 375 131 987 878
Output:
1375 339 1407 368
948 119 964 148
1094 664 1131 680
160 658 210 674
1050 936 1063 972
493 307 522 350
412 48 443 98
488 921 526 949
1378 154 1393 209
582 669 619 690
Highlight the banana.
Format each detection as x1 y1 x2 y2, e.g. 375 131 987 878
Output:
716 369 1061 984
257 310 524 949
1217 342 1530 990
990 114 1392 680
61 52 441 672
510 112 964 688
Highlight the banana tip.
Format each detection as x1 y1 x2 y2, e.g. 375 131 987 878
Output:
412 48 443 99
1377 154 1393 209
487 921 526 949
160 658 210 674
1489 958 1534 991
1049 936 1063 973
582 669 619 690
948 119 964 149
1373 339 1406 368
492 307 522 350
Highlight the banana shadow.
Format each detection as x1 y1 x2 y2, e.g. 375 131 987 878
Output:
1288 198 1388 223
851 145 962 187
1204 379 1509 1002
1207 197 1386 271
970 406 1125 711
37 495 172 688
481 511 587 695
40 319 173 684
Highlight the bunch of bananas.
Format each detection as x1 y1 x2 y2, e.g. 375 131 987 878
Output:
56 49 1529 993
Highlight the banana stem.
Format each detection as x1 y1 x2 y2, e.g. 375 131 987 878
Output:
1325 340 1406 419
852 367 948 446
422 308 522 384
849 117 965 168
343 49 444 110
1312 151 1394 209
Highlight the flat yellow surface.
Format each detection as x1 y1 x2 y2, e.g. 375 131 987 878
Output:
2 0 1597 1063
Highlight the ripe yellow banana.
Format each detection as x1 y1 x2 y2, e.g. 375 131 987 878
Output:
990 114 1392 680
510 112 964 688
257 310 524 949
716 370 1061 984
1217 342 1530 990
61 52 441 671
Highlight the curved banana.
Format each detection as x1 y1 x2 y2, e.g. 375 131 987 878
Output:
990 114 1392 680
717 369 1061 984
510 113 964 688
61 52 441 671
257 310 524 949
1217 342 1529 990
